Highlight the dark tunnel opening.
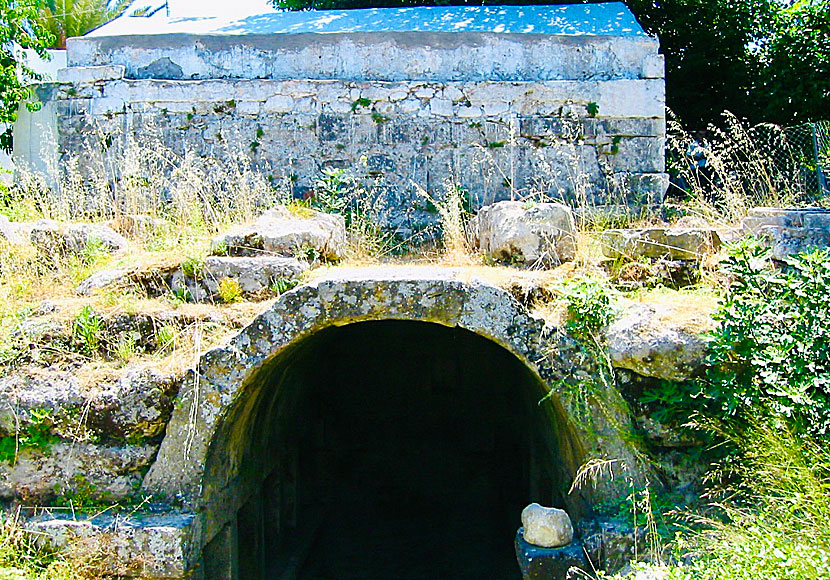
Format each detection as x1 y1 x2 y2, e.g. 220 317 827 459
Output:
203 320 579 580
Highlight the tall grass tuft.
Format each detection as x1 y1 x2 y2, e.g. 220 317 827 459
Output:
649 420 830 580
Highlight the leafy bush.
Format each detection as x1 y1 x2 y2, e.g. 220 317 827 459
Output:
702 239 830 438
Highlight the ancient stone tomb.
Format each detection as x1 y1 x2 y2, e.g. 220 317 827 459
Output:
16 3 666 226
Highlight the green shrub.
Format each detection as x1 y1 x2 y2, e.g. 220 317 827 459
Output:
703 239 830 438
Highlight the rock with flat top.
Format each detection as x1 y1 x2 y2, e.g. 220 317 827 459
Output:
605 303 711 381
29 220 128 257
521 503 574 548
202 256 308 296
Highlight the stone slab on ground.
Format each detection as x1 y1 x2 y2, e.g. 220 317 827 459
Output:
28 513 198 579
602 227 720 261
211 206 345 262
472 201 578 267
742 207 830 260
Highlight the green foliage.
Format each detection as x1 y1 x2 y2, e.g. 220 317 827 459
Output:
73 305 103 357
312 167 351 214
271 276 299 296
0 409 59 464
113 333 138 364
634 422 830 580
53 474 106 509
180 255 204 278
755 0 830 124
702 239 830 438
585 101 599 118
38 0 131 50
350 97 371 111
370 110 388 124
0 0 54 152
560 277 614 346
156 324 177 352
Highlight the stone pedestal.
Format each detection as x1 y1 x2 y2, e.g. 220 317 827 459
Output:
515 528 588 580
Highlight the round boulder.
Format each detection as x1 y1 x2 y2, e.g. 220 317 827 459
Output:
521 503 574 548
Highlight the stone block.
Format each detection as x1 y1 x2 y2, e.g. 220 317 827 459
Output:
741 208 830 260
757 226 830 261
202 256 308 296
211 206 346 261
29 514 198 578
609 172 669 205
605 303 712 382
57 65 125 84
601 136 664 173
318 113 349 142
601 226 720 260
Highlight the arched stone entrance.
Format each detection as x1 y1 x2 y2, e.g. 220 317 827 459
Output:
143 268 616 578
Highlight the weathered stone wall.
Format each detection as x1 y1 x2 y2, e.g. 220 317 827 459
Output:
22 17 666 228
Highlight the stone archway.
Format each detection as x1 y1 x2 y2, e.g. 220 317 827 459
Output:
143 268 604 578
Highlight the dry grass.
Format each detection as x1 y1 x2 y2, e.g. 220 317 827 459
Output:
667 111 817 226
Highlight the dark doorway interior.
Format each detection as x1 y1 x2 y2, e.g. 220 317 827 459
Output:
224 321 566 580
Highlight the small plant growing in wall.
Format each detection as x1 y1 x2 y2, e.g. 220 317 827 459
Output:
351 97 371 112
156 324 178 353
371 110 389 124
271 277 299 296
181 255 204 278
586 101 600 118
0 409 59 465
